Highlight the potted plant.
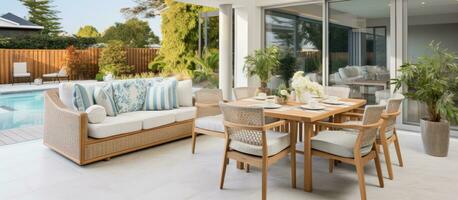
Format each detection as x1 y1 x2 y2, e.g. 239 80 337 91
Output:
244 46 280 94
277 51 297 88
393 42 458 157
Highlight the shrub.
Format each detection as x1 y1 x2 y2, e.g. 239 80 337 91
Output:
0 35 97 49
95 73 104 81
98 40 133 76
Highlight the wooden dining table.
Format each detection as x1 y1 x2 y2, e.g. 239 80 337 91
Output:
229 98 367 192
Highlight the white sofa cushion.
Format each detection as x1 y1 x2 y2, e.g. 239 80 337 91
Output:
88 114 143 138
86 105 106 124
177 79 193 107
122 111 175 129
229 130 290 156
195 114 224 132
59 83 75 109
170 106 196 121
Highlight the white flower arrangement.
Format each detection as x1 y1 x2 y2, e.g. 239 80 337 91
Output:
291 71 324 99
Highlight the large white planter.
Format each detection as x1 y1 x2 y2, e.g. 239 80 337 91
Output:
420 119 450 157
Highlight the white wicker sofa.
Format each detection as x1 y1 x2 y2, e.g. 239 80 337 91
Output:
43 79 196 165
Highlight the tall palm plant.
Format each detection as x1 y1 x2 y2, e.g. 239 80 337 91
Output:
244 46 280 93
393 42 458 123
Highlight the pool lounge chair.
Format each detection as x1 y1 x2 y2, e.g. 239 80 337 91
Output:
12 62 31 85
42 67 69 83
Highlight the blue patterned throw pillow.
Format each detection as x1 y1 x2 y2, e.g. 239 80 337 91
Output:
112 79 147 113
94 84 118 116
147 77 179 108
72 84 93 112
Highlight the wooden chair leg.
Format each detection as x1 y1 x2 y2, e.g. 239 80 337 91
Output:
328 159 334 173
262 157 268 200
355 160 367 200
374 151 385 188
393 130 404 167
191 130 197 154
245 163 250 173
381 140 394 180
220 150 229 189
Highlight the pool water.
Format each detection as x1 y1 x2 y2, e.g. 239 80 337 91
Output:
0 92 44 130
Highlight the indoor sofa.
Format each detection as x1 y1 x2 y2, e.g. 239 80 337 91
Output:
43 78 196 165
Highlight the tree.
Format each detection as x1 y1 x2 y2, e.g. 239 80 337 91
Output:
124 0 217 77
102 18 159 47
20 0 62 36
98 40 133 76
76 25 100 38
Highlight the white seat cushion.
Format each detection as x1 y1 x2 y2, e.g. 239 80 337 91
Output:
43 73 58 77
312 130 372 158
14 73 30 77
122 111 175 130
195 114 224 132
88 114 142 138
229 131 290 157
170 107 196 121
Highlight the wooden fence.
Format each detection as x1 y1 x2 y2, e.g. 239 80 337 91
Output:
0 48 158 84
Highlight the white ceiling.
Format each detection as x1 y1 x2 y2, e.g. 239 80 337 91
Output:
276 0 458 19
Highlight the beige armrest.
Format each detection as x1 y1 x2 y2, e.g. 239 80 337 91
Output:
43 90 87 164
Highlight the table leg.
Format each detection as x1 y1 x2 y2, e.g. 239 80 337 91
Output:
236 161 245 170
288 120 297 188
304 123 313 192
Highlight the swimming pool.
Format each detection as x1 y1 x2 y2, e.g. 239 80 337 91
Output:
0 91 44 130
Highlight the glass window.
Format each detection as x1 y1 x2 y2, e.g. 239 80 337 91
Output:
404 0 458 129
265 3 323 89
328 0 391 104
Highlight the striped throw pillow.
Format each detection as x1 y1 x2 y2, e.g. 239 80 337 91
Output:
144 84 174 110
147 77 179 108
94 84 118 116
72 84 93 112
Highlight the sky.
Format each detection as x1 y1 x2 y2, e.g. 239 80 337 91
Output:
2 0 162 38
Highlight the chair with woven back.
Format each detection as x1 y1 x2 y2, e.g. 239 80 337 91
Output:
340 96 405 180
219 103 296 200
233 87 258 100
312 104 385 200
191 89 225 154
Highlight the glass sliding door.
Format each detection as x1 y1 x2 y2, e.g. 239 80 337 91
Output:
265 3 323 90
328 0 391 104
403 0 458 130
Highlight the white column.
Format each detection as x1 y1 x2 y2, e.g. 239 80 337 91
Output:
219 4 233 100
233 4 262 88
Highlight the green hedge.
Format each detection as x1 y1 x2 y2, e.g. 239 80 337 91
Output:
0 34 97 49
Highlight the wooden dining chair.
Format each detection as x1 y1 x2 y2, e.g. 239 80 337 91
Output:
192 89 224 154
233 87 258 100
377 96 404 180
219 103 296 200
339 96 404 180
324 86 351 98
312 105 385 200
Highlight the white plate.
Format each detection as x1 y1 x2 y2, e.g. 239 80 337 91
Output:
257 103 282 109
300 105 325 110
321 100 345 105
254 96 267 100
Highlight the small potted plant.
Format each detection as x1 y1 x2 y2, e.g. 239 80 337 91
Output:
244 46 280 94
275 85 290 105
393 42 458 157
